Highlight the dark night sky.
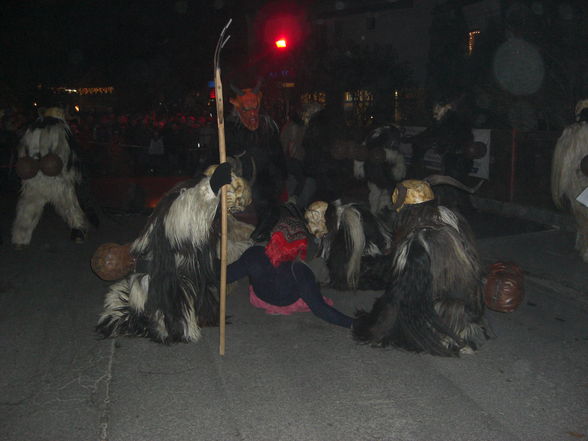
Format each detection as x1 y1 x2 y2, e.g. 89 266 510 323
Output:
1 1 253 93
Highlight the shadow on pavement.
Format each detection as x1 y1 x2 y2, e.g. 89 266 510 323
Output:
464 209 554 239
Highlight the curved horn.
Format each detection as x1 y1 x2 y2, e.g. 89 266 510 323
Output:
230 84 244 96
424 174 484 194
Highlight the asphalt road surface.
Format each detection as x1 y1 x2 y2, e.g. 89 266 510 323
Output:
1 204 586 441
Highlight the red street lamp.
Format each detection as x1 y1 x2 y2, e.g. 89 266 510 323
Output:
275 38 288 49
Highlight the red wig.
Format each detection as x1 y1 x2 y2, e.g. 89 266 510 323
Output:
265 231 307 267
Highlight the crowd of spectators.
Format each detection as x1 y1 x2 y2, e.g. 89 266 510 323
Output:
70 108 218 177
0 106 220 182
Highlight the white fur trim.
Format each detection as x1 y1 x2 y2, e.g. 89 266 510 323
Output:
164 177 218 248
384 148 406 181
551 121 588 262
340 205 366 290
393 239 411 274
353 160 365 180
367 182 391 215
438 206 461 231
128 274 150 312
12 174 87 245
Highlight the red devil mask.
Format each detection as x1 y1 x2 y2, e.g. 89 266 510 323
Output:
229 82 262 131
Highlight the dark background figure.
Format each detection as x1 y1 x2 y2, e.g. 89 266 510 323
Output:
162 123 181 175
218 74 288 242
0 108 29 246
147 129 166 175
356 124 407 215
302 107 363 204
407 92 474 180
280 107 307 206
406 92 476 214
431 93 475 182
0 109 25 194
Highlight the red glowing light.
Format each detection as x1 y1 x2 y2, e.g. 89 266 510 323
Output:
275 38 287 49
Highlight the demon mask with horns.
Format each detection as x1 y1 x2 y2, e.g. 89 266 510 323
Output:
229 81 262 131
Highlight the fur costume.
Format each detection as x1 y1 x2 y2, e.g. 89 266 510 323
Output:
405 94 477 214
96 166 252 344
352 180 491 356
353 124 407 215
303 173 482 291
305 200 394 291
11 107 88 247
551 100 588 262
280 102 324 162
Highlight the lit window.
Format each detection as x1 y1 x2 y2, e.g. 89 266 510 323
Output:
301 92 326 105
343 90 373 125
467 30 480 55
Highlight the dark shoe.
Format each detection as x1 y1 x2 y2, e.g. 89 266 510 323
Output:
250 215 280 242
250 223 272 243
250 204 282 243
71 229 86 243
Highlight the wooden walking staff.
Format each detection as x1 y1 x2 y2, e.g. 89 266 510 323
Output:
214 19 232 355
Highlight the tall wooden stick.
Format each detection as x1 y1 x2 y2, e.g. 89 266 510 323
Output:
214 19 232 355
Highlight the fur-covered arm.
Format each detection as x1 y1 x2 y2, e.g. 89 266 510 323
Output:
132 176 220 257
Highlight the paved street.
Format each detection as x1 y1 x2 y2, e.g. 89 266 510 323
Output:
1 199 587 441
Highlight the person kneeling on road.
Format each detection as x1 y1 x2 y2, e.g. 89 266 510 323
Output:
227 216 353 328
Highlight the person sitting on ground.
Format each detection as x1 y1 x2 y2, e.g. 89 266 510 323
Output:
227 216 353 328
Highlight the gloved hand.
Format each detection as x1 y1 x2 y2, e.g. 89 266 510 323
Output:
209 162 232 194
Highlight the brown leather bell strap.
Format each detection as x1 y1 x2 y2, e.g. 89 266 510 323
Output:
391 183 407 211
